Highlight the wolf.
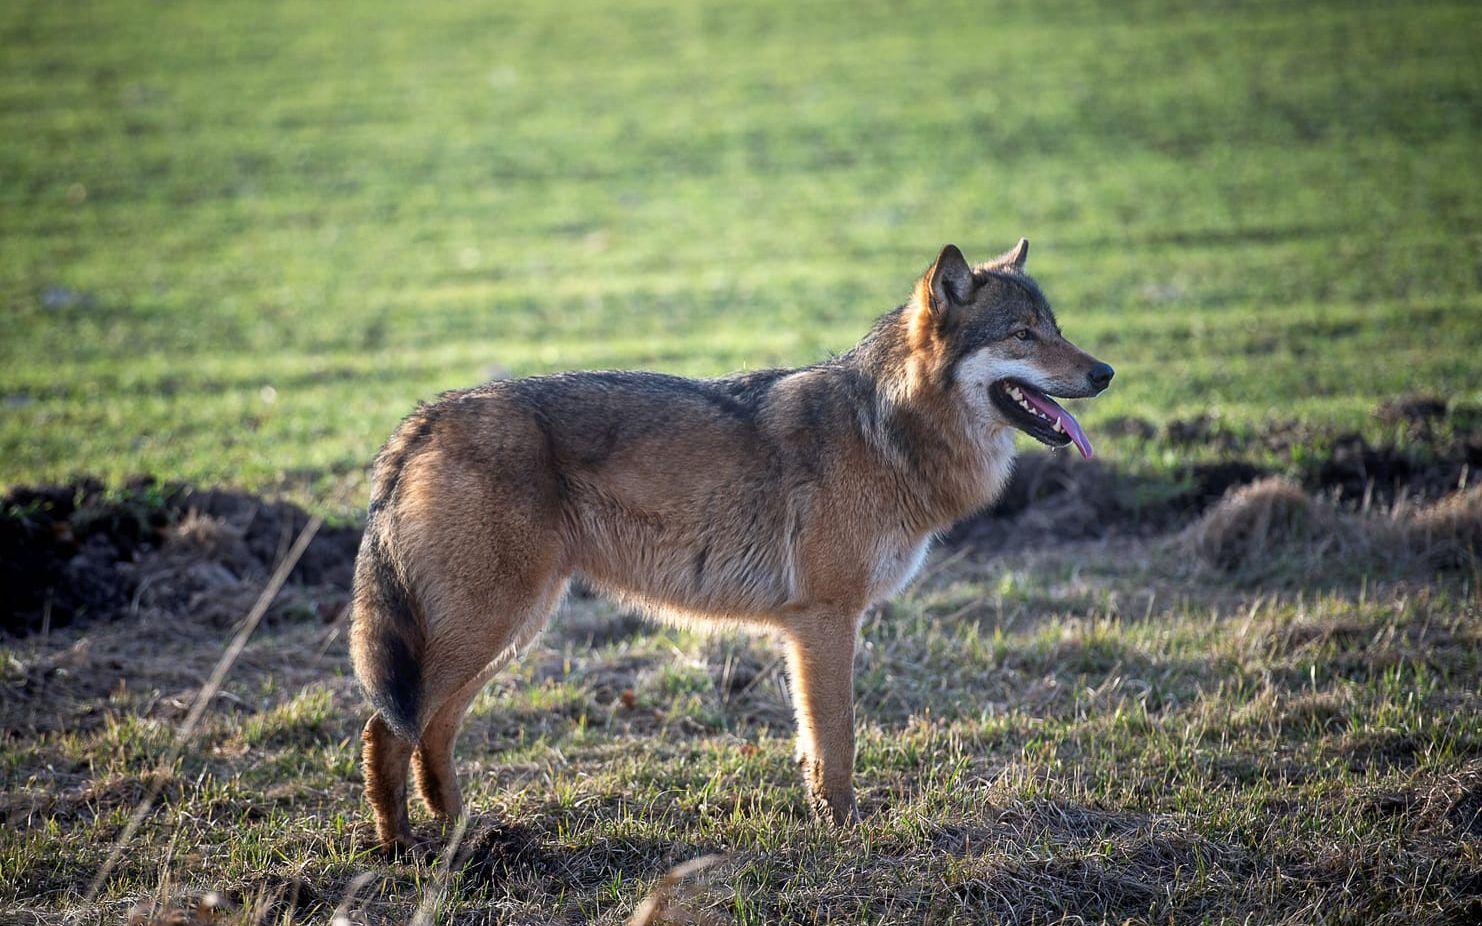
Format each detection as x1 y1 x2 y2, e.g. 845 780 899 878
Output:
349 239 1113 850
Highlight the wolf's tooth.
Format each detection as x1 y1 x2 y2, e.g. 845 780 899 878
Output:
1053 419 1064 433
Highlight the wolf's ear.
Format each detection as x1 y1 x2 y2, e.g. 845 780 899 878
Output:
923 244 974 315
985 237 1029 272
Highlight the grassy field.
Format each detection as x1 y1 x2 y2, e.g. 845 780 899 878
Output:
2 0 1481 923
4 522 1478 924
3 0 1481 512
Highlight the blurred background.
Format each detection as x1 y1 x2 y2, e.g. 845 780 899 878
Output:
2 0 1478 513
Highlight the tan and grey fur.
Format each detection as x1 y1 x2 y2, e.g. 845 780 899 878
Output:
350 239 1112 850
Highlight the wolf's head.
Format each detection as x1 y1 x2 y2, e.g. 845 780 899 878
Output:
905 240 1112 458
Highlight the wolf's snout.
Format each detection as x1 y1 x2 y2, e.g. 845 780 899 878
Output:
1087 362 1114 393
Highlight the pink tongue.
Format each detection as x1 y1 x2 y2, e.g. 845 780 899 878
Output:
1020 388 1094 460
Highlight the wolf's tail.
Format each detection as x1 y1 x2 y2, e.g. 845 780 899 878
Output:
350 517 425 743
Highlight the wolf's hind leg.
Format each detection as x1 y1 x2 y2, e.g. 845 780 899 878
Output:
412 655 515 822
363 713 416 852
410 577 568 823
411 668 490 823
383 431 569 833
785 614 861 826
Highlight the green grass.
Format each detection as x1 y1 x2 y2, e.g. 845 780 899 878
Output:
3 542 1477 923
3 0 1481 514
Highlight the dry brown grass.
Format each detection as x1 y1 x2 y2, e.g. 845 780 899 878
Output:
1179 478 1482 581
4 479 1480 923
1410 485 1482 568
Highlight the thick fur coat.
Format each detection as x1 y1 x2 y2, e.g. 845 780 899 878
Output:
350 239 1113 849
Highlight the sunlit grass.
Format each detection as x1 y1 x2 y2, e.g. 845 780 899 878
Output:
3 0 1480 512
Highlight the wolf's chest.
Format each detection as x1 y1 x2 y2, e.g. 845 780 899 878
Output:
866 536 932 602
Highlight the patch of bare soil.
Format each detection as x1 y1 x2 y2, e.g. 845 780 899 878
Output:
943 452 1269 553
949 395 1480 555
4 397 1476 641
452 820 559 885
1 477 358 638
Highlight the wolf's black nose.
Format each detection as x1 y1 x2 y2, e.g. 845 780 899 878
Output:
1088 362 1114 392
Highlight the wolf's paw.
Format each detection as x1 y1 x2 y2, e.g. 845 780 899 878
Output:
376 833 417 860
829 798 861 827
807 788 859 827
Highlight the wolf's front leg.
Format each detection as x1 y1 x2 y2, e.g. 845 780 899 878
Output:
784 616 861 825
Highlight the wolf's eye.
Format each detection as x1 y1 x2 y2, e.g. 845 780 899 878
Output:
1014 329 1034 342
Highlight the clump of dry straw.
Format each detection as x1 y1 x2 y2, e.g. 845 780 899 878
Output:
1180 477 1480 580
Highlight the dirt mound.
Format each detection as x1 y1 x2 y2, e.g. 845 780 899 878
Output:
944 452 1270 553
1 478 358 637
950 396 1480 554
1407 485 1482 569
1307 431 1479 508
1174 395 1480 508
6 394 1476 637
1180 478 1344 574
1179 478 1481 579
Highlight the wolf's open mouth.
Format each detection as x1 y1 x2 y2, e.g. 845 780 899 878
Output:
989 379 1094 459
